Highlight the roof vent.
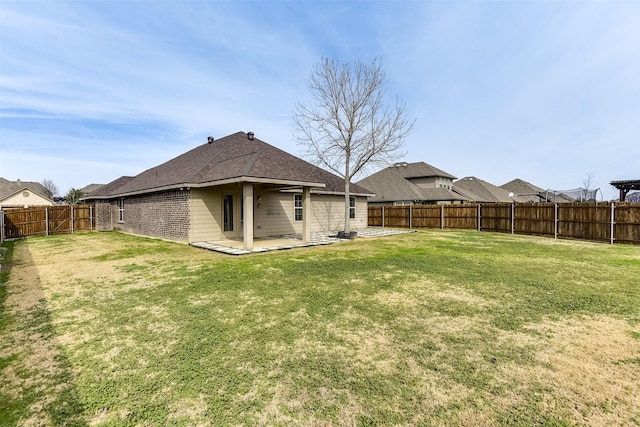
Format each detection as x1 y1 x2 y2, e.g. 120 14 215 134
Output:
247 132 254 141
207 136 214 144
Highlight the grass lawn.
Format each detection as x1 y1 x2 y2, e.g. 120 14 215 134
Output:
0 229 639 426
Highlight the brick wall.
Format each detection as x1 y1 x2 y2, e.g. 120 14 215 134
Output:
94 190 191 242
94 200 115 231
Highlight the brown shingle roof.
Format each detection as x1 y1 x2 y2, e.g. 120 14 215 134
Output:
501 179 545 202
357 162 463 203
87 132 371 198
390 162 456 180
0 177 51 201
453 177 527 203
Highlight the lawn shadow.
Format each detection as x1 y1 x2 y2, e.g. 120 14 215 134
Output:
0 239 88 425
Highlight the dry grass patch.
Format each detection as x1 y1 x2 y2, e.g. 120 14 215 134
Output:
494 315 640 425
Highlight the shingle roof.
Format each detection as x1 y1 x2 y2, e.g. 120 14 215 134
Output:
387 162 456 180
80 183 104 195
453 177 527 203
501 179 545 202
0 177 51 201
87 132 371 198
357 162 463 203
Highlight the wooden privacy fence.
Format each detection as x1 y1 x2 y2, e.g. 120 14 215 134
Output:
0 205 95 242
368 202 640 245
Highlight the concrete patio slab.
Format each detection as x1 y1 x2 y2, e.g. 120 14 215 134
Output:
190 227 415 255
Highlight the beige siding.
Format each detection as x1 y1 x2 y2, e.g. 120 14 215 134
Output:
309 194 368 232
409 176 437 189
254 191 300 237
191 186 368 241
409 176 453 190
190 188 222 242
255 191 368 236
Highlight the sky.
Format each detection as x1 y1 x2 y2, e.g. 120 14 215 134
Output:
1 0 638 200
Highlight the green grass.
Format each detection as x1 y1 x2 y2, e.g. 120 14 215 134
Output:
1 230 639 426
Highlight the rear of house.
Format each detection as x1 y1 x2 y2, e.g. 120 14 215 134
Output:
86 132 371 247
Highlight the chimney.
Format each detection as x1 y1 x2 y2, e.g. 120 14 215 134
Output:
207 136 214 144
247 132 254 141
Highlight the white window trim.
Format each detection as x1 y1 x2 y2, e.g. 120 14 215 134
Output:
349 196 356 219
294 194 303 221
117 198 125 223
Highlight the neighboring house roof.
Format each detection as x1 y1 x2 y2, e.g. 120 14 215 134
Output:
357 162 464 203
385 161 456 180
87 132 372 199
80 183 104 196
501 179 545 202
453 177 527 203
0 177 53 203
501 179 576 203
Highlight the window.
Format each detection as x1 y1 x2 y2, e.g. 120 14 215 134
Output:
294 194 303 221
223 195 234 231
117 198 125 222
349 196 356 219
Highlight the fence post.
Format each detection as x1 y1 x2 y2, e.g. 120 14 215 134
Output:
440 205 444 230
409 206 412 229
46 206 49 236
477 204 481 231
0 210 4 244
554 203 558 239
382 206 385 228
71 205 74 234
511 203 515 234
90 205 94 231
610 202 615 245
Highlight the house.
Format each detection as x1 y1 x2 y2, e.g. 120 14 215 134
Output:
85 131 373 249
357 162 466 205
500 179 545 203
501 179 575 203
0 178 54 208
452 176 528 203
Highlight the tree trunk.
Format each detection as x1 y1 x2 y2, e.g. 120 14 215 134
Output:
344 160 351 233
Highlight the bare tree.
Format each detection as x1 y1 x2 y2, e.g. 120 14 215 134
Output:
294 57 414 233
41 178 58 200
581 172 595 202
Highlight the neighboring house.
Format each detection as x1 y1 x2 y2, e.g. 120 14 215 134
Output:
80 183 104 196
505 179 577 203
0 178 54 208
453 177 529 203
357 162 466 205
500 179 547 203
501 179 576 203
84 131 373 249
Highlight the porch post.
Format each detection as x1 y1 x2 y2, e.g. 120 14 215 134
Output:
243 183 254 250
302 187 311 242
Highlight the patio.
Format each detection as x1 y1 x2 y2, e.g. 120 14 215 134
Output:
190 227 414 255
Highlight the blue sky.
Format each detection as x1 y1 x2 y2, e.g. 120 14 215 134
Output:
1 0 638 200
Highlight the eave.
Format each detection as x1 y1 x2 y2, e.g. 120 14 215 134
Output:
84 176 328 200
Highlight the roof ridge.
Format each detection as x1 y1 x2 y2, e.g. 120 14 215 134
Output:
185 132 241 182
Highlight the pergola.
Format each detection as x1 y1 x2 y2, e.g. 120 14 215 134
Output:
610 179 640 201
